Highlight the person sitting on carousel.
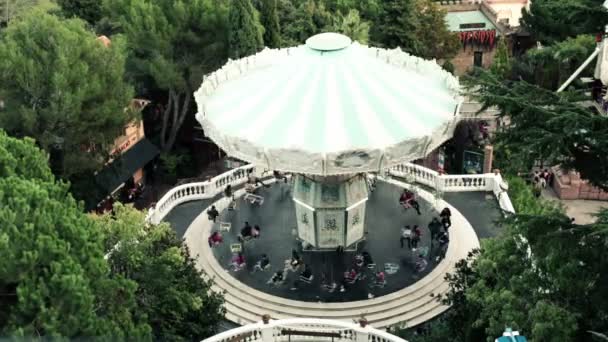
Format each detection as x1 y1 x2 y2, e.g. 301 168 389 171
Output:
267 270 285 285
399 189 421 215
344 268 361 283
239 222 253 242
230 252 246 271
284 250 302 273
273 170 288 184
362 251 374 267
373 270 386 286
354 254 365 268
208 231 223 247
252 225 261 238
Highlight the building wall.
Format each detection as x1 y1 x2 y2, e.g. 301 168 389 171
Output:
452 46 498 75
110 120 145 157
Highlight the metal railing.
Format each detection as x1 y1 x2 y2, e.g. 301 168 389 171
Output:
202 318 407 342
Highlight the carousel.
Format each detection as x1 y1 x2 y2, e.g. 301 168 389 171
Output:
194 32 463 251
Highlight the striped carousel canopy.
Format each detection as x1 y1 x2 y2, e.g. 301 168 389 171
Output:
195 33 463 175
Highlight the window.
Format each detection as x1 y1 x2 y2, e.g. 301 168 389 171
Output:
474 51 483 67
459 23 486 29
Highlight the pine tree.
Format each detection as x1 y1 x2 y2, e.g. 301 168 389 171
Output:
259 0 281 48
370 0 418 52
228 0 264 58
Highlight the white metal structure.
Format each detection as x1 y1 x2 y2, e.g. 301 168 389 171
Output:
202 318 407 342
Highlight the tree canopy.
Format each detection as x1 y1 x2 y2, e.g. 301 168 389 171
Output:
103 0 229 152
228 0 265 58
521 0 608 45
467 70 608 191
0 11 134 178
258 0 281 48
410 0 460 60
57 0 103 25
96 204 225 340
371 0 418 52
0 131 150 339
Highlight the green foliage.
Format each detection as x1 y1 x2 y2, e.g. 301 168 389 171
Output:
0 131 150 339
228 0 265 58
442 60 455 74
0 0 56 26
505 176 562 215
96 204 225 340
279 0 329 46
371 0 418 52
330 9 370 44
57 0 103 25
0 11 134 178
466 69 608 191
490 38 511 79
521 0 608 45
259 0 281 48
103 0 228 152
411 0 460 60
515 35 597 90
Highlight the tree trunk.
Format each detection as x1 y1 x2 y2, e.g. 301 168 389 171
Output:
160 88 192 153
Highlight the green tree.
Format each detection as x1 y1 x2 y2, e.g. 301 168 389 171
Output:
412 0 460 59
103 0 229 152
97 204 225 340
228 0 264 58
371 0 418 52
0 131 149 339
57 0 103 25
259 0 281 48
0 0 55 26
521 0 608 44
490 37 511 79
0 11 134 178
331 9 370 44
467 70 608 191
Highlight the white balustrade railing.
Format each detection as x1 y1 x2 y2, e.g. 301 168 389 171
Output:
147 162 515 224
202 318 408 342
147 164 264 224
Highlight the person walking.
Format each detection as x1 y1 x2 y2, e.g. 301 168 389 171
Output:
400 225 412 249
207 205 219 222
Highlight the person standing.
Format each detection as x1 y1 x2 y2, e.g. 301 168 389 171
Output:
428 217 442 241
440 207 452 229
207 205 219 222
411 225 422 249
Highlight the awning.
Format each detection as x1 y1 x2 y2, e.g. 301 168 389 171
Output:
95 138 159 194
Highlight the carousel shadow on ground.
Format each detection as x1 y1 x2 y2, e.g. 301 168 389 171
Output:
208 180 447 302
164 179 503 303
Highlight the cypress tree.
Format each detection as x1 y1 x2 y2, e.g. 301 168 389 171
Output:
228 0 264 58
259 0 281 48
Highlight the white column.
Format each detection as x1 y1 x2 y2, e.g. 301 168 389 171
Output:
261 325 273 342
355 327 370 342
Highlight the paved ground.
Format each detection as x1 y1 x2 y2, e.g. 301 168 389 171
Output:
542 188 608 224
164 179 502 303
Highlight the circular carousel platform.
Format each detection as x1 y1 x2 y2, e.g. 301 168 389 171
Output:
210 180 443 302
182 177 480 327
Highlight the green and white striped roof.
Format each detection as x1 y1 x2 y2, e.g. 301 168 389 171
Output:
195 33 463 175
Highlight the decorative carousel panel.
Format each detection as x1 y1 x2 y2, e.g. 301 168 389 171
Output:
346 202 366 246
382 137 431 168
293 175 315 206
315 209 345 248
312 180 347 209
226 136 268 167
295 202 316 246
265 148 324 174
427 116 461 153
325 149 382 175
344 176 369 205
